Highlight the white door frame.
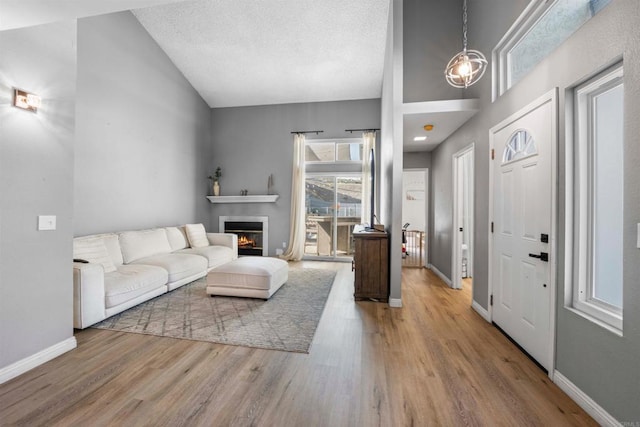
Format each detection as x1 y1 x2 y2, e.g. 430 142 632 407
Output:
452 143 474 290
402 168 429 267
488 88 558 378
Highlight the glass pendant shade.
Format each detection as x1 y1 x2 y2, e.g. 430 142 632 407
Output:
445 48 487 88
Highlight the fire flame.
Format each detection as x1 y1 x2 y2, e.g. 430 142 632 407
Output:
238 235 256 247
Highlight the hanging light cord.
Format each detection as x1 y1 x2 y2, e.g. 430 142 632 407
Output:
462 0 468 51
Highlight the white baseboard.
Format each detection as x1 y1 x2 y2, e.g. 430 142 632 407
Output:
0 336 77 385
472 300 491 322
553 370 620 427
389 298 402 308
429 264 452 287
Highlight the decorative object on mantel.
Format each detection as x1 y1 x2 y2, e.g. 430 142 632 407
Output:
207 195 279 203
208 167 222 196
444 0 487 88
240 189 249 196
267 174 274 195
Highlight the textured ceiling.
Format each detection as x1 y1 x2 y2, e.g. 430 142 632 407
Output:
0 0 189 31
132 0 390 108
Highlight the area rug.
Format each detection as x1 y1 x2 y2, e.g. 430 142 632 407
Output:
92 268 337 353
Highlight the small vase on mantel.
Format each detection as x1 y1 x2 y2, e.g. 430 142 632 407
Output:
213 181 220 196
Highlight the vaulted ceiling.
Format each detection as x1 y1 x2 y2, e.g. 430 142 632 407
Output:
1 0 476 152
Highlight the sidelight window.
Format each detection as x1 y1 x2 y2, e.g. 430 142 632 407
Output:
567 62 624 332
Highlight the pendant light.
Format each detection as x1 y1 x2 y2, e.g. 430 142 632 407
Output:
445 0 487 88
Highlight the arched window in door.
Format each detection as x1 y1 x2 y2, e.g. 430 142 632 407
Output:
502 129 537 164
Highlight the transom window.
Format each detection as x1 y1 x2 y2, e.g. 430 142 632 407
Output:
305 139 363 163
502 129 537 164
493 0 612 100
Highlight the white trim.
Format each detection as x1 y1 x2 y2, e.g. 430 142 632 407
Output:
553 371 621 427
0 337 77 384
568 63 624 332
492 0 551 101
402 98 480 115
429 264 452 287
472 300 491 323
452 143 475 291
207 195 279 204
488 88 558 377
388 298 402 308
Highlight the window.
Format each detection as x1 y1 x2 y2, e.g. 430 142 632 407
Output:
305 140 363 163
502 129 537 163
568 63 624 332
304 138 364 259
493 0 612 100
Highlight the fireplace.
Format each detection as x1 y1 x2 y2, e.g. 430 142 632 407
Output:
219 216 268 256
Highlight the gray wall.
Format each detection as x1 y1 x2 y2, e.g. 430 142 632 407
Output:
209 99 381 255
403 0 462 103
403 151 431 169
0 21 76 368
424 0 640 420
74 11 212 236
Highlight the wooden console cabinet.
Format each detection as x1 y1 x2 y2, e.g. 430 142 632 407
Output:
353 231 389 302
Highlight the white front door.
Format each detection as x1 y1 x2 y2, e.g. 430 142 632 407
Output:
490 90 557 371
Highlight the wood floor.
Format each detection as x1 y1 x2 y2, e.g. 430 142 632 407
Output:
0 262 595 426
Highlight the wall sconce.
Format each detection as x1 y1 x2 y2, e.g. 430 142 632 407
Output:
13 89 42 112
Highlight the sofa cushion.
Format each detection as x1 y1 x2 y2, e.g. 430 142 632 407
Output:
179 245 234 269
119 229 172 264
165 226 189 251
185 223 209 248
104 264 168 308
131 253 208 283
101 234 124 265
73 237 117 273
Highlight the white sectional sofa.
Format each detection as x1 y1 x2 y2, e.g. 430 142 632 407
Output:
73 225 237 329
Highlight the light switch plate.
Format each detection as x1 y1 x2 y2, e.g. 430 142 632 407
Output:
38 215 56 231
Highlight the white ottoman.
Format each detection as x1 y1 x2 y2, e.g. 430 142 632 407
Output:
206 257 289 299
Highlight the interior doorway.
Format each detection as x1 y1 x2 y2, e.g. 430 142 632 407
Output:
402 169 428 268
452 145 474 290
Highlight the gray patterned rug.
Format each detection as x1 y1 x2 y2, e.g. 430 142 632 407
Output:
92 268 337 353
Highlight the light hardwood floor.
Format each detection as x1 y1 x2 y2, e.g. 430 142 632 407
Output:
0 262 595 426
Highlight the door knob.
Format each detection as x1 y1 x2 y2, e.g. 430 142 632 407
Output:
528 252 549 262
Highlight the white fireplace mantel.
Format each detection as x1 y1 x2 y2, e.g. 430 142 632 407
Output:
206 195 279 204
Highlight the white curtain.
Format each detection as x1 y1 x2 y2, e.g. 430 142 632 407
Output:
361 131 376 225
282 133 306 261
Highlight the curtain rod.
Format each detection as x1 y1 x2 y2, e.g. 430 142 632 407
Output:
291 130 324 135
345 128 380 133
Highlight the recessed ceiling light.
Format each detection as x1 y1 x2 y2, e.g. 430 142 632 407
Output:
423 124 434 131
414 136 427 141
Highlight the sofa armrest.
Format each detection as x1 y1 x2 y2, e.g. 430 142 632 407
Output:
207 233 238 260
73 262 106 329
